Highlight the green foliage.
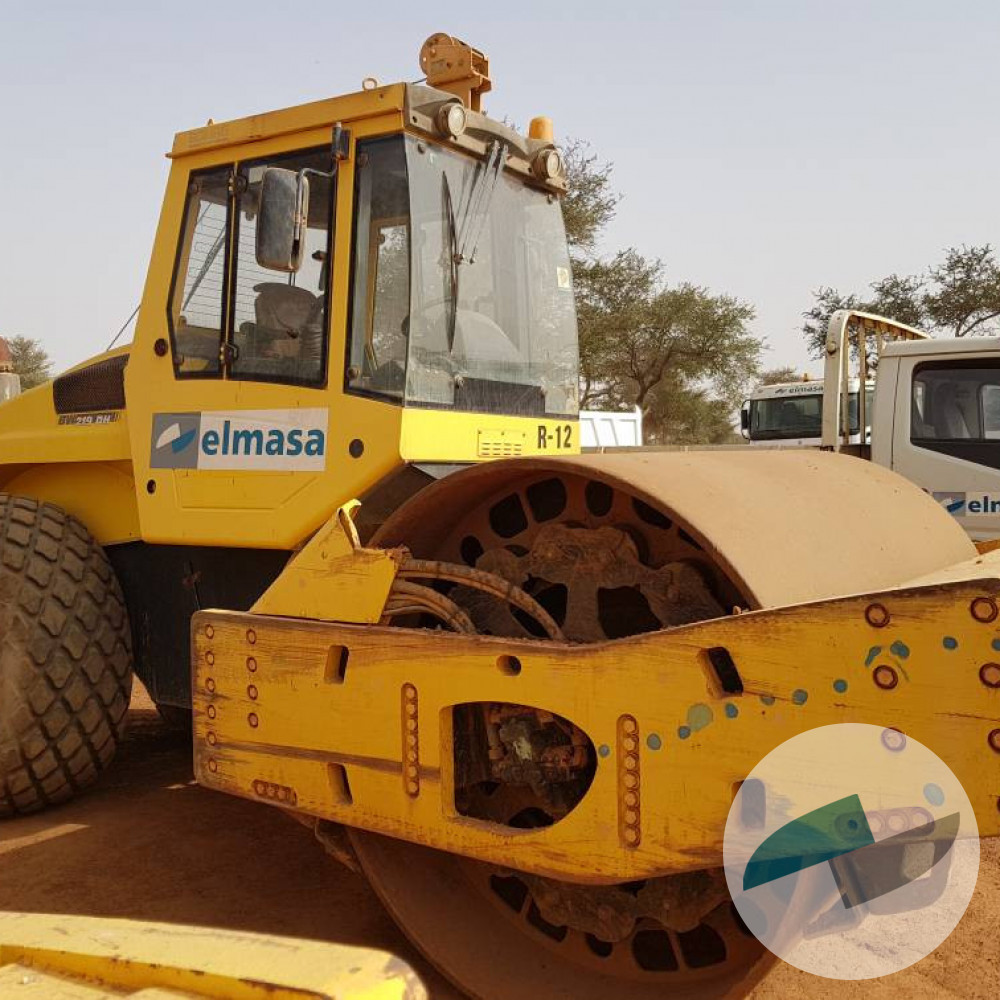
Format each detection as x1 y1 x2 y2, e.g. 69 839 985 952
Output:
644 375 745 445
6 336 51 389
576 250 760 442
561 139 620 261
924 245 1000 336
803 245 1000 357
759 365 804 386
566 151 762 443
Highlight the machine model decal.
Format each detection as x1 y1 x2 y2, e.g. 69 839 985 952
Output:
58 412 121 426
150 409 328 471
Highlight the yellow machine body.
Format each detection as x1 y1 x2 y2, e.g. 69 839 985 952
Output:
0 912 424 999
0 82 578 551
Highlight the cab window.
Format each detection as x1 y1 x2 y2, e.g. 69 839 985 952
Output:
168 148 334 385
169 168 229 376
346 137 411 401
230 148 333 385
911 360 1000 469
911 362 1000 440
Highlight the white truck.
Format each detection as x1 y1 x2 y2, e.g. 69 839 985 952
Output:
741 377 872 447
817 310 1000 540
579 406 643 448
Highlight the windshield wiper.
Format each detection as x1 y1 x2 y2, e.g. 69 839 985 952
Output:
443 173 460 352
456 140 507 265
441 141 508 353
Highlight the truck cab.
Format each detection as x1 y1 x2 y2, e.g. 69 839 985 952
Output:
872 336 1000 539
742 377 872 447
823 310 1000 540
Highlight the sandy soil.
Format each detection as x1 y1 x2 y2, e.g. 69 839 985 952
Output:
0 688 996 999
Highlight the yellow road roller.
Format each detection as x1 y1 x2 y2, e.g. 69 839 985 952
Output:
1 30 998 1000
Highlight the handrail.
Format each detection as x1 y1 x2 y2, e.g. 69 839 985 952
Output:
821 310 931 451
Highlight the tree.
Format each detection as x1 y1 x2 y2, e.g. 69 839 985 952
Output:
562 146 762 442
561 139 620 263
803 245 1000 357
7 336 51 389
576 250 761 442
644 375 744 445
759 366 803 386
924 245 1000 337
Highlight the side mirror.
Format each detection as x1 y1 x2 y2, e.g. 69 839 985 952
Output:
256 168 310 272
740 403 750 437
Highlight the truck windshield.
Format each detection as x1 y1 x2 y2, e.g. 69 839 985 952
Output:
346 135 579 417
750 390 871 440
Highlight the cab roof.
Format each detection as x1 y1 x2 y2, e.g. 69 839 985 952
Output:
881 335 1000 359
750 378 866 399
169 84 408 158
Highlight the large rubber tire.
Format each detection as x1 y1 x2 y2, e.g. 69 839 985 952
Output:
0 495 133 817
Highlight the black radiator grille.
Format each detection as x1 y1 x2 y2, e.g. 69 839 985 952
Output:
53 354 128 414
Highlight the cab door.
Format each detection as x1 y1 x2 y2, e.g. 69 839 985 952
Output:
124 142 362 550
891 354 1000 539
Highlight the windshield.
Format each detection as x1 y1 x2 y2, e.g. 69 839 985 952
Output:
346 135 579 417
750 390 872 440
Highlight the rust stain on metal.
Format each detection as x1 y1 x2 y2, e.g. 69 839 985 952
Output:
617 714 641 848
865 603 890 628
402 683 420 797
873 664 899 690
980 663 1000 688
972 596 999 623
252 779 298 806
214 737 441 781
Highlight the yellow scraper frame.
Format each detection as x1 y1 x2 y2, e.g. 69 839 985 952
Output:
192 510 1000 885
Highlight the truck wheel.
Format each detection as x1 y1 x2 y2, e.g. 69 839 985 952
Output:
0 496 133 817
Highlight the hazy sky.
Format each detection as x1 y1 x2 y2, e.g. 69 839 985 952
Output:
3 1 1000 376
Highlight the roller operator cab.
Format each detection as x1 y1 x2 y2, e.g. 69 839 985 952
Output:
0 35 579 551
0 34 579 713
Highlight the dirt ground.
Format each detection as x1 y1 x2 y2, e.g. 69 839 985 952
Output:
1 688 997 999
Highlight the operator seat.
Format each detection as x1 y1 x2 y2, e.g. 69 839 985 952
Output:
934 384 973 439
241 283 322 379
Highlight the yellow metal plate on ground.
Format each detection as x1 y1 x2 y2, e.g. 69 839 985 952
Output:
0 912 424 999
193 577 1000 884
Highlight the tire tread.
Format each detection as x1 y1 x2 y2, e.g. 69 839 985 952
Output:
0 495 132 817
